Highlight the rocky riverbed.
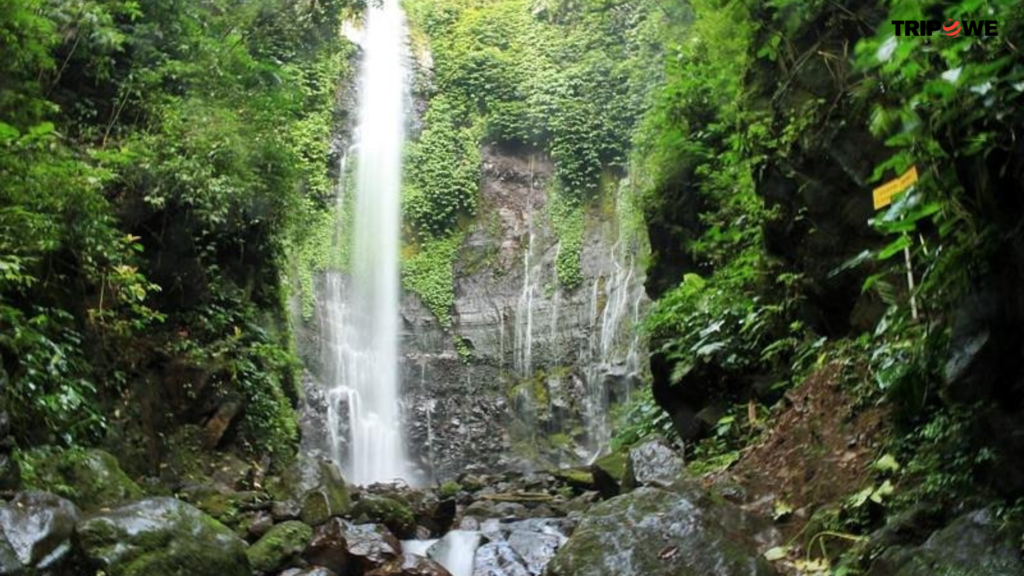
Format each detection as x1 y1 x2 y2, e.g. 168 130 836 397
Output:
4 438 1021 576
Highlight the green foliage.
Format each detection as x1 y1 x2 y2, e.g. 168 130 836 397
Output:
0 0 356 453
166 290 299 462
402 233 464 327
610 386 676 450
548 186 585 289
402 0 668 309
404 96 481 238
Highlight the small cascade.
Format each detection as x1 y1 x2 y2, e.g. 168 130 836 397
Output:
581 241 646 456
513 155 538 377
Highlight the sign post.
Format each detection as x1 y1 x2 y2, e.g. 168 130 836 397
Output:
872 166 920 320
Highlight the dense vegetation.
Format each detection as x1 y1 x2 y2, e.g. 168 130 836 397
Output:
614 0 1024 559
1 0 360 464
400 0 678 325
2 0 1023 572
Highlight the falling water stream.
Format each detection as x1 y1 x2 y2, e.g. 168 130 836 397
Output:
321 0 410 486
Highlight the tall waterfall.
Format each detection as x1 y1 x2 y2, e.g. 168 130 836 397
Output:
322 0 410 485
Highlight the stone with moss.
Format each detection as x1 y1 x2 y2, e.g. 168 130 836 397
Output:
351 495 416 538
246 520 313 574
77 497 249 576
545 485 776 576
20 447 143 510
268 456 351 526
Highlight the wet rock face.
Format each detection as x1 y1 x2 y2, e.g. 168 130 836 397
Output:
0 491 80 573
866 509 1024 576
544 485 777 576
397 147 650 479
76 497 249 576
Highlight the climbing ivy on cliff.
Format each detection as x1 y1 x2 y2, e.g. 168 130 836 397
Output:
402 0 671 317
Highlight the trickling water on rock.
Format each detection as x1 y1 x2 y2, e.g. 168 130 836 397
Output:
321 0 412 485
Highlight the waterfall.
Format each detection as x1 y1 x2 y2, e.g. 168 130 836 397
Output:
582 241 645 457
321 0 411 485
514 156 537 376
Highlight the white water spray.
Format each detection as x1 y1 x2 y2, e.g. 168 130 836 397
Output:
322 0 411 485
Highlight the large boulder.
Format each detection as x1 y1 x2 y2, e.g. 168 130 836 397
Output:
20 447 142 510
246 520 313 574
866 509 1024 576
621 439 685 490
0 491 80 573
544 485 776 576
269 456 351 526
302 518 400 575
76 497 249 576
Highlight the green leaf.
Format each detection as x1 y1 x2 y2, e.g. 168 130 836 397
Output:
878 236 910 260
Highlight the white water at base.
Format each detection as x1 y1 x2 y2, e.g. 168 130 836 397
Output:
428 530 481 576
322 0 411 485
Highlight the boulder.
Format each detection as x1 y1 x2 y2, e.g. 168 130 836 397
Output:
246 520 313 574
0 491 79 573
76 497 249 576
507 530 560 575
462 501 527 520
302 518 400 575
544 485 776 576
366 554 453 576
20 447 142 510
269 456 351 526
473 541 531 576
621 439 685 490
351 496 416 538
866 509 1024 576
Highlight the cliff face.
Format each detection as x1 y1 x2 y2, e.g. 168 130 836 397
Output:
400 147 649 480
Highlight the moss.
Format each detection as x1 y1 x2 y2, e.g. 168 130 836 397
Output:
593 451 628 481
351 495 415 537
549 187 586 290
439 480 463 498
246 521 313 574
401 232 464 327
20 446 143 510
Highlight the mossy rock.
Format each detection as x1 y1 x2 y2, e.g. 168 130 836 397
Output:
546 485 775 576
551 468 595 491
246 520 313 574
20 447 142 510
351 496 416 538
268 456 351 527
592 451 627 481
77 497 249 576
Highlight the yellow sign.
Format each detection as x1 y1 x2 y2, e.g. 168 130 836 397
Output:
873 166 919 210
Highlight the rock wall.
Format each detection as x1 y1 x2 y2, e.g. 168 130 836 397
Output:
400 147 650 480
